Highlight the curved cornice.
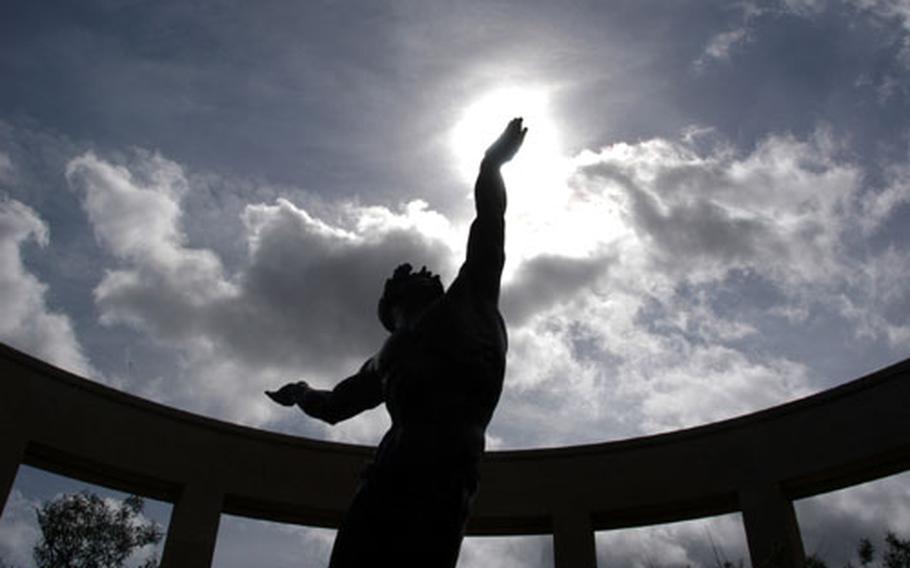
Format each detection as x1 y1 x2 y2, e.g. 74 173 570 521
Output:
2 342 908 534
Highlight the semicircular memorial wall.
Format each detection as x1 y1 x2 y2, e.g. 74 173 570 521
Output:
1 342 908 568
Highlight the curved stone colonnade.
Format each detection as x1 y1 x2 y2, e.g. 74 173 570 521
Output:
1 342 908 568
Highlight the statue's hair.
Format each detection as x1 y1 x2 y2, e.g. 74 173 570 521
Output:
377 263 444 332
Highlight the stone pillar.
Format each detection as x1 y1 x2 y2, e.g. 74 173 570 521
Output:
160 482 224 568
0 355 28 516
552 507 597 568
0 432 25 514
739 484 805 568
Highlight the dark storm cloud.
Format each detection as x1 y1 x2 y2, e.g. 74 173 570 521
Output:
502 252 610 325
64 150 456 423
229 201 451 375
587 161 775 266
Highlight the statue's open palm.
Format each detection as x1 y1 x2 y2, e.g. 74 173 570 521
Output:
484 117 528 166
265 381 309 406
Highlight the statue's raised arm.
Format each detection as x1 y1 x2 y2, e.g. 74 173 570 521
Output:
458 117 527 306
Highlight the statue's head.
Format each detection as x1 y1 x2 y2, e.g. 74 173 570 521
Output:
377 263 444 332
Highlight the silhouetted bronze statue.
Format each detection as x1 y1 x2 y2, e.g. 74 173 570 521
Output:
266 118 527 568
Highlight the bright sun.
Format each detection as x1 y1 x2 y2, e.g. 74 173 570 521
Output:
450 87 566 191
450 87 589 268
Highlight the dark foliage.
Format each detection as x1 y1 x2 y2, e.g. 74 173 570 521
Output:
805 532 910 568
883 533 910 568
33 492 162 568
859 538 875 566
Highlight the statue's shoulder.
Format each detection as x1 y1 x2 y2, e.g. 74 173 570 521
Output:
445 268 502 316
374 326 412 373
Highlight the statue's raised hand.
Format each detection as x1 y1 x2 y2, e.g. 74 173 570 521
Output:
265 381 309 406
484 117 528 167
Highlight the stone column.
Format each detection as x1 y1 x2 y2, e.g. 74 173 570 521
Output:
740 483 805 568
0 432 25 514
552 507 597 568
0 355 29 516
160 482 224 568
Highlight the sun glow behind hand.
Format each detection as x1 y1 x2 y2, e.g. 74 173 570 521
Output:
450 87 627 275
451 87 565 187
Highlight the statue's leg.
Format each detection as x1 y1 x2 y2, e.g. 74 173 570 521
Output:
329 469 475 568
400 480 474 568
328 473 421 567
327 482 386 568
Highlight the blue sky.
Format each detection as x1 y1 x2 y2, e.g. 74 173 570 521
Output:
2 1 910 566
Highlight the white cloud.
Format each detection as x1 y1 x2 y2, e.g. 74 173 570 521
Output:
457 535 551 568
634 344 813 431
65 150 454 439
493 283 814 444
213 516 335 568
835 245 910 349
487 126 909 444
697 27 751 69
596 513 749 568
0 198 93 376
574 130 863 288
0 151 13 185
859 160 910 233
0 490 40 568
851 0 910 41
782 0 829 15
795 471 910 566
66 152 237 343
693 1 766 70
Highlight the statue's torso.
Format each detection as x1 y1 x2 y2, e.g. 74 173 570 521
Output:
372 291 506 479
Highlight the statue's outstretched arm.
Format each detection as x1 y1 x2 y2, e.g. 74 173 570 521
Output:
266 359 383 425
458 118 527 304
